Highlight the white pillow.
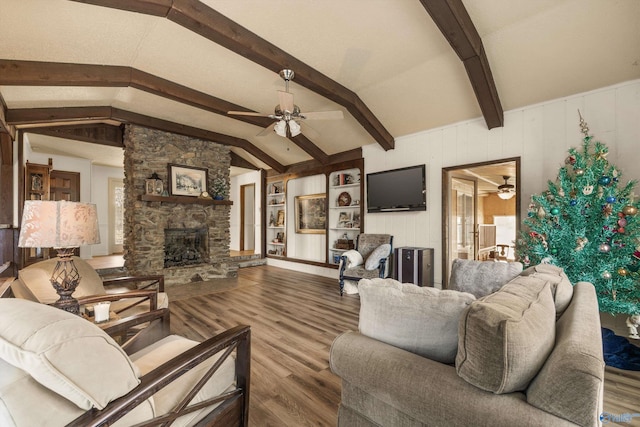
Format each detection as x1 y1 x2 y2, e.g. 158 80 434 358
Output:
342 250 364 269
364 244 391 270
0 298 140 410
359 278 476 363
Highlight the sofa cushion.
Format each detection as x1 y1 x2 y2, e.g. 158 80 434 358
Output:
131 335 236 427
520 263 573 318
456 276 556 393
365 244 391 270
18 256 105 304
449 259 523 298
0 358 153 427
527 282 604 426
359 278 476 363
0 298 140 410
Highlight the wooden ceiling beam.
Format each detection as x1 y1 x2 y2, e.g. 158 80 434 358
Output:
71 0 394 151
6 106 113 125
25 123 123 148
230 152 259 171
7 106 282 172
419 0 503 129
0 93 16 139
0 59 329 164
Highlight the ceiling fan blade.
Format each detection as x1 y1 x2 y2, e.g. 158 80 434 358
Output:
228 110 270 117
299 121 320 140
278 91 294 112
301 110 344 120
256 122 276 137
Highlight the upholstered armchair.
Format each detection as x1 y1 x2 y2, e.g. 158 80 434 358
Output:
10 256 168 317
0 298 251 427
338 234 393 295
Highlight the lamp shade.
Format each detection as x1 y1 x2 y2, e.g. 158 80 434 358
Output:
19 201 101 248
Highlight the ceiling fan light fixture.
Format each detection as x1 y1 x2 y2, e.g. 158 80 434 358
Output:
497 175 515 200
274 120 287 137
289 120 301 137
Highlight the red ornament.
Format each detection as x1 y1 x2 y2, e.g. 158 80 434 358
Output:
618 227 625 234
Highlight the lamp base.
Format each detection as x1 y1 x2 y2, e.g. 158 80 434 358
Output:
50 248 81 315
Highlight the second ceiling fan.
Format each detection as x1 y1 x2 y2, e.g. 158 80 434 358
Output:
228 69 343 139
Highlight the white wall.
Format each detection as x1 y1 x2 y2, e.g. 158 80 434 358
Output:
91 164 125 256
363 79 640 287
230 171 262 253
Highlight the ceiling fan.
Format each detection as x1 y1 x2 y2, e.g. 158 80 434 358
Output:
497 176 516 200
227 69 344 139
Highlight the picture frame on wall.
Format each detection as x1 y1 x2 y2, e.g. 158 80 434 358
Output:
168 164 208 197
295 193 327 234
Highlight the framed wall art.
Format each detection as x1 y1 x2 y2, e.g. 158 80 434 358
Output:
168 164 208 197
295 193 326 234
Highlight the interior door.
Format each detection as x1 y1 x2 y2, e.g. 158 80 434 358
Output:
450 176 478 263
442 158 520 288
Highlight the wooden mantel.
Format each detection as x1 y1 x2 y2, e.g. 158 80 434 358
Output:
140 194 233 206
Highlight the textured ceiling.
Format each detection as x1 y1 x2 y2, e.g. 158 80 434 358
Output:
1 0 639 172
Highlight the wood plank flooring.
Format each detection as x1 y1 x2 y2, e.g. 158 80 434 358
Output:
167 265 640 426
168 265 359 426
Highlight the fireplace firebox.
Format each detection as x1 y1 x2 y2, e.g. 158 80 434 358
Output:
164 228 209 268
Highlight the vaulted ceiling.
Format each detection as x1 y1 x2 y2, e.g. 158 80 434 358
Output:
1 0 639 174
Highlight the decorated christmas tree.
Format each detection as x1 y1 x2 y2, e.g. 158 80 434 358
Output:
517 113 640 315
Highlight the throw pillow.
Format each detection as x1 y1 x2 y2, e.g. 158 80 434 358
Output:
456 275 556 394
341 250 364 269
364 244 391 270
520 264 573 318
359 278 476 363
0 298 140 410
448 259 523 298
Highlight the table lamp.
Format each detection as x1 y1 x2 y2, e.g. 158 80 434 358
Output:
18 200 101 315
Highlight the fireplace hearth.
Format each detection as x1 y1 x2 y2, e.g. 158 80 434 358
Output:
164 228 209 268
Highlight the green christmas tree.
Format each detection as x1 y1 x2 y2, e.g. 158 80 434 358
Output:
517 113 640 315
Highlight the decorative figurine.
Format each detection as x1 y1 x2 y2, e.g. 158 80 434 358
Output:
626 315 640 339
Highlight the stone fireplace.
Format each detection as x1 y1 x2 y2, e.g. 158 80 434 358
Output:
123 125 237 285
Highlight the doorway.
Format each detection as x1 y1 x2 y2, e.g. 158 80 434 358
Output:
442 158 520 288
240 183 255 252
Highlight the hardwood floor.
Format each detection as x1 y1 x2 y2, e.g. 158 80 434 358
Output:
168 265 640 426
169 265 359 426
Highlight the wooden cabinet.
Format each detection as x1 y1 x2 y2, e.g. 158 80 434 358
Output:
25 160 52 201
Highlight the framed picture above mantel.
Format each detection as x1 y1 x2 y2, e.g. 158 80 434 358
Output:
168 164 208 197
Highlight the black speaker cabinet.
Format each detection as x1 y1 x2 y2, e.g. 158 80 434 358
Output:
394 247 434 287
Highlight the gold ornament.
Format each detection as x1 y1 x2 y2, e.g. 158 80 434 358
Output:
575 168 585 177
622 205 638 216
617 267 628 276
602 204 613 217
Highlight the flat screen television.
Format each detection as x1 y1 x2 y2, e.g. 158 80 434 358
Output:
366 164 426 213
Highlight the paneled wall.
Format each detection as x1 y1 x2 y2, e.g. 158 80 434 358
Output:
364 79 640 287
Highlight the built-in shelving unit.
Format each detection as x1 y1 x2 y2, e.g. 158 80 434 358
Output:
266 180 286 257
140 194 233 205
328 168 363 265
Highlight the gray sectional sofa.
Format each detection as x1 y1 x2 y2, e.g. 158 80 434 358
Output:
330 262 605 426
